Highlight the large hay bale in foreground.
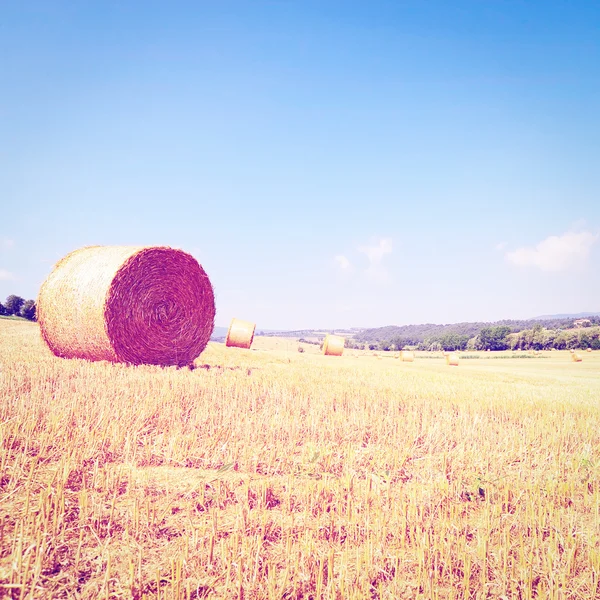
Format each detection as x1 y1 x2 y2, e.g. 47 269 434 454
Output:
323 334 344 356
37 246 215 366
225 318 256 349
446 353 459 366
400 351 414 362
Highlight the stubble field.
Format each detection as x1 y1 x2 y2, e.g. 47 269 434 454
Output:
1 319 599 599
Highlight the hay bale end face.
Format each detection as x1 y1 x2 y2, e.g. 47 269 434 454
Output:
225 318 256 349
400 351 414 362
572 353 583 363
323 334 344 356
37 246 215 366
446 353 459 366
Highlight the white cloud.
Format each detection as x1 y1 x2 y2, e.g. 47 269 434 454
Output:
505 230 598 272
0 238 14 250
359 238 392 264
358 237 393 282
334 254 352 272
0 269 15 281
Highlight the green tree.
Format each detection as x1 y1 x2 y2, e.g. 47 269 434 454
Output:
0 302 5 316
4 295 24 316
579 331 591 349
438 333 469 351
20 300 36 321
478 326 511 351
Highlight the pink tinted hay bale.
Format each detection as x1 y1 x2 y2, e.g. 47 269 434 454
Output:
323 334 344 356
37 246 215 366
225 318 256 349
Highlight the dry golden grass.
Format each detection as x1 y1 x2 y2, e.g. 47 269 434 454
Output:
1 320 600 599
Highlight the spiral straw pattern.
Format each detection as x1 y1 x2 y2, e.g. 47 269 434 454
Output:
37 246 215 366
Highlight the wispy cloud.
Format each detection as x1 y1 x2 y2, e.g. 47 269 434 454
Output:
505 230 598 272
0 237 14 250
0 269 15 281
358 237 393 282
334 254 352 272
495 241 507 251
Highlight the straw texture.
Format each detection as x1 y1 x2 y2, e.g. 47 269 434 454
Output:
37 246 215 366
400 351 414 362
225 318 256 349
323 334 344 356
446 353 460 366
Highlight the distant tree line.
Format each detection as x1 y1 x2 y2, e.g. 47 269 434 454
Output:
351 323 600 352
509 324 600 351
0 295 36 321
355 316 600 345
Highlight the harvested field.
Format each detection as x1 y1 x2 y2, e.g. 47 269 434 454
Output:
1 319 600 599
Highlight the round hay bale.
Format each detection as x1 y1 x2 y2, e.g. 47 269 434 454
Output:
446 353 459 366
572 352 583 363
323 334 344 356
225 318 256 349
400 351 414 362
37 245 215 366
587 348 592 353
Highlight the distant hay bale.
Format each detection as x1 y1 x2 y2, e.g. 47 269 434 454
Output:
400 351 414 362
323 334 344 356
446 353 459 366
587 348 592 353
572 353 583 363
37 245 215 366
225 318 256 349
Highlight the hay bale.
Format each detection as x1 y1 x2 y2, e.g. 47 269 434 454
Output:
225 318 256 349
323 334 344 356
37 245 215 366
587 348 592 353
400 351 414 362
572 353 583 363
446 353 459 366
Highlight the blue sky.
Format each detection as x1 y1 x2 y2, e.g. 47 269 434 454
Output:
1 1 599 329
